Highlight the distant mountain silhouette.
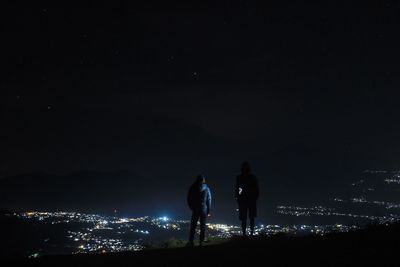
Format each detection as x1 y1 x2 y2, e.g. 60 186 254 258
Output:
0 171 151 213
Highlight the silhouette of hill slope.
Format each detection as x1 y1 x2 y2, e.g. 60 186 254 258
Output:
8 223 400 266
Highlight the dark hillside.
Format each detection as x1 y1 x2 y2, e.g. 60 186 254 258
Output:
7 223 400 266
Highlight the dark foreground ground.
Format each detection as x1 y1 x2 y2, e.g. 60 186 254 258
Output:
3 223 400 266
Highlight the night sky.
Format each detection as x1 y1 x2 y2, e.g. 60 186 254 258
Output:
1 2 400 223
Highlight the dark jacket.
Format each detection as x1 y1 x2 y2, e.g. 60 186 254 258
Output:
236 174 259 203
187 183 212 215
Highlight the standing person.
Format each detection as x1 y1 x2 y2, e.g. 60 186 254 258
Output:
235 161 259 236
187 174 212 246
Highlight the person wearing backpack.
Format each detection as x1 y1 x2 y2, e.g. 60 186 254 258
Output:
235 161 259 236
187 174 212 246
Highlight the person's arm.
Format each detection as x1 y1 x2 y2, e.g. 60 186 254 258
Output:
235 176 239 200
206 188 212 215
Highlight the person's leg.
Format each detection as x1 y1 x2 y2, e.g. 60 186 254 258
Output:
249 200 257 236
250 217 255 236
241 219 247 236
189 212 199 243
199 214 206 245
239 202 248 236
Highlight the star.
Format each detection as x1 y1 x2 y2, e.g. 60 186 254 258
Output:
167 55 174 62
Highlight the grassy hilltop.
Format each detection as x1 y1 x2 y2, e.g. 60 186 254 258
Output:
5 223 400 266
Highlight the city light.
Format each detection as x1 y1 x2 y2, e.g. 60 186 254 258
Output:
11 170 400 257
15 209 380 257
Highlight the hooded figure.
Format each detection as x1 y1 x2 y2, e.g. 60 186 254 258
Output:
187 174 212 246
236 161 259 236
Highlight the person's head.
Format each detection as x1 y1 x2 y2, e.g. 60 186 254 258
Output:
196 174 206 184
241 161 251 174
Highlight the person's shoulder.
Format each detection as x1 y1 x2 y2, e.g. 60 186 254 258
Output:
201 183 209 191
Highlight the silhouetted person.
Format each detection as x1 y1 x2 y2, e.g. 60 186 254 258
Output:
236 161 259 236
187 174 212 246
